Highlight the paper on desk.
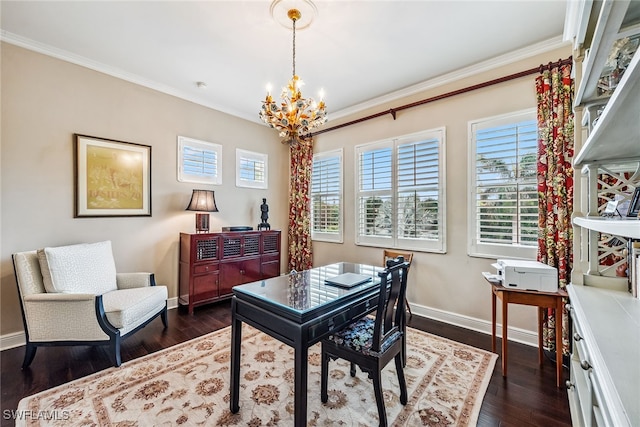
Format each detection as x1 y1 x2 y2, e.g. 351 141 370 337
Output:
482 271 501 284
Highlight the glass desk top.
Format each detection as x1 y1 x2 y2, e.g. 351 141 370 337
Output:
232 262 383 315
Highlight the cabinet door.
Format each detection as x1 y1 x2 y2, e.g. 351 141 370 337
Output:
243 234 261 257
220 257 262 296
193 271 219 302
261 254 280 278
241 257 262 283
193 235 220 261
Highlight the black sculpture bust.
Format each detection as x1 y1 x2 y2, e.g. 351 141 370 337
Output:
258 198 270 230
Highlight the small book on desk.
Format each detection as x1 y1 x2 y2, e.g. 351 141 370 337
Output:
324 273 372 288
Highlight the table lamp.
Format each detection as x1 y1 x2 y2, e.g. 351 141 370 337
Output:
186 189 219 233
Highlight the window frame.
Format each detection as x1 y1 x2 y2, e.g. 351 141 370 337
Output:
355 128 447 253
177 136 222 185
311 149 344 243
467 109 538 260
235 149 268 189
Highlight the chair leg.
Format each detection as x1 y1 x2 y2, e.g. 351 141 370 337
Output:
372 371 388 427
160 306 168 328
350 362 356 377
395 353 408 405
405 300 412 320
401 310 407 368
22 342 37 369
111 335 122 367
321 347 329 403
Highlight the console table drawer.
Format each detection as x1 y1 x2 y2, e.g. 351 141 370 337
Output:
194 263 218 274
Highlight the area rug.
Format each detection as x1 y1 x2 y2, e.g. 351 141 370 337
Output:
17 325 497 426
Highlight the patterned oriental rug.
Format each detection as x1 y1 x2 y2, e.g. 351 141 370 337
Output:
17 325 497 426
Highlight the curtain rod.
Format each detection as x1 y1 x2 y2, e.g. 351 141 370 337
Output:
310 56 573 138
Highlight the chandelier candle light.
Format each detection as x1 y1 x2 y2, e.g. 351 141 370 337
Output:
259 6 327 144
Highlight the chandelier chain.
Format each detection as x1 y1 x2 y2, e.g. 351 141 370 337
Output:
292 17 296 77
259 6 327 144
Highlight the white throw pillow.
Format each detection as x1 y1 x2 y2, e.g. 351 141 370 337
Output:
37 241 117 295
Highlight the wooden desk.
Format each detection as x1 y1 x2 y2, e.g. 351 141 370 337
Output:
230 262 383 427
486 279 567 388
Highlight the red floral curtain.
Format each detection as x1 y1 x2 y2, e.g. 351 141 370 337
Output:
288 138 313 272
536 63 574 352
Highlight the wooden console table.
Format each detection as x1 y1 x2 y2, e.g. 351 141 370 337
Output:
179 230 281 314
485 277 567 388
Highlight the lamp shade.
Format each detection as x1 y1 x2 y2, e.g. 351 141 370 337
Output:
185 190 219 212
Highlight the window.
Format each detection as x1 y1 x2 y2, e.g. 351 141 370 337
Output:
356 128 446 253
177 136 222 185
468 110 538 259
236 149 268 189
311 150 343 242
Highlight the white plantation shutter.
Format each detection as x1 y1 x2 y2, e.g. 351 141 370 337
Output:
177 136 222 185
236 149 268 189
356 129 446 252
357 144 393 242
311 150 343 242
397 139 440 242
469 110 537 259
239 157 265 182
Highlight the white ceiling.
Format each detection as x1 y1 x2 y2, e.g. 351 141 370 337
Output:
0 1 568 124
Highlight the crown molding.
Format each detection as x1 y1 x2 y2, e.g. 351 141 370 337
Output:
330 36 570 121
1 30 568 125
0 30 257 123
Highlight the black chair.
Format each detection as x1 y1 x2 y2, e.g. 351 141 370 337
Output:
320 257 410 427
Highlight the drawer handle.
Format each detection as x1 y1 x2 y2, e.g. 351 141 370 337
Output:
573 332 582 342
580 360 591 371
565 380 574 390
565 303 572 313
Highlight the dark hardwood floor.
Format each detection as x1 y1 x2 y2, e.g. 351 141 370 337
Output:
1 300 571 426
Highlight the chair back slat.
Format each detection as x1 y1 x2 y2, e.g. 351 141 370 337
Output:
371 256 409 353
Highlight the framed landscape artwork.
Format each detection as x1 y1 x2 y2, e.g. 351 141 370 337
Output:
74 134 151 217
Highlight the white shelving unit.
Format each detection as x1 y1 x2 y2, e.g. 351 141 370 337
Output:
573 47 640 166
573 217 640 239
566 1 640 426
566 285 640 427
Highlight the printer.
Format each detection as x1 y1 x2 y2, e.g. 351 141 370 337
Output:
491 259 558 292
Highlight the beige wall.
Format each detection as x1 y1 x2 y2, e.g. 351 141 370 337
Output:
1 43 289 336
312 46 571 334
1 40 572 342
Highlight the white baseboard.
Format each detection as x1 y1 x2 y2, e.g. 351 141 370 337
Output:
410 302 538 347
0 331 27 352
1 298 537 352
0 297 181 351
167 296 179 310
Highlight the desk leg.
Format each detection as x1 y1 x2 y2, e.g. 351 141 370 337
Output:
555 301 563 388
230 298 242 414
294 344 308 427
537 307 544 366
501 295 508 377
491 290 496 353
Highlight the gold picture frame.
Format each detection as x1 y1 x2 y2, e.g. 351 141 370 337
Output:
74 134 151 217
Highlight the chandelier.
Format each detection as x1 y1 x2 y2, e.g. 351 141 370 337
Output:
259 6 327 144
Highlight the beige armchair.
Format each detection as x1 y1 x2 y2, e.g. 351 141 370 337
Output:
12 240 168 368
